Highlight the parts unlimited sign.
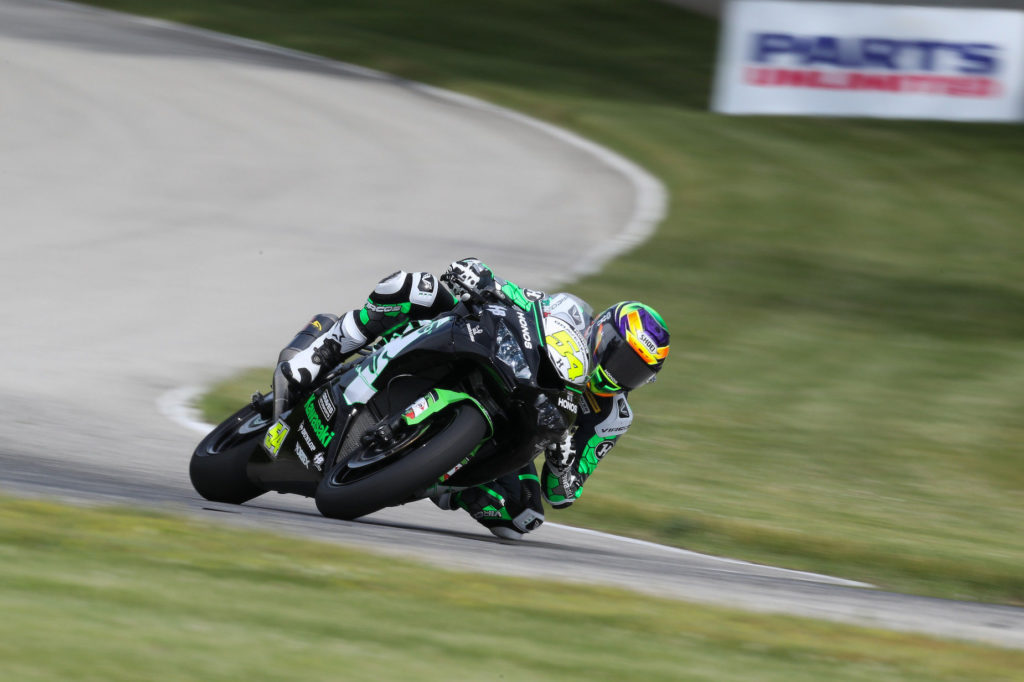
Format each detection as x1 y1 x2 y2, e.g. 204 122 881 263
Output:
711 0 1024 121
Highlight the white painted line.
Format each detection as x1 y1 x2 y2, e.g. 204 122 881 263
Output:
156 386 212 435
403 84 667 279
547 522 875 588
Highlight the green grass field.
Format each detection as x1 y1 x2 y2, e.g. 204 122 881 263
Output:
79 0 1024 605
5 496 1024 682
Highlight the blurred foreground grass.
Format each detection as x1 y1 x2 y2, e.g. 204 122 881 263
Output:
4 496 1024 682
80 0 1024 604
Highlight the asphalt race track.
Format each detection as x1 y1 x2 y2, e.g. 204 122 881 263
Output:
2 0 1023 649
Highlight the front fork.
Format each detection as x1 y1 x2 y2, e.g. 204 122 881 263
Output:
357 388 494 487
361 386 494 452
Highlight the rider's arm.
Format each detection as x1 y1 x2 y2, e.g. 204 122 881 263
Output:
541 393 634 508
355 270 457 341
277 270 455 394
442 258 545 308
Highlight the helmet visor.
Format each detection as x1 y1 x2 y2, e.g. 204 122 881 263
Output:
591 324 657 393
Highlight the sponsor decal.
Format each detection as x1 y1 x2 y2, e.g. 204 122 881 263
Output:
515 308 533 349
304 394 335 447
404 396 431 421
597 401 631 434
486 304 507 318
311 318 323 331
523 288 545 302
294 442 310 469
750 34 998 73
439 454 473 482
466 323 483 343
624 310 668 365
558 395 578 414
417 273 436 294
747 34 1003 98
560 470 579 496
365 302 404 314
316 392 336 420
637 330 659 357
594 440 614 460
313 453 324 471
569 305 584 327
298 423 317 451
713 0 1024 121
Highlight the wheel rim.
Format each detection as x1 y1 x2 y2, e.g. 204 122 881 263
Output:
330 415 451 486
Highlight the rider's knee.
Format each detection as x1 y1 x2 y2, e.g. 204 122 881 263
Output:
454 485 545 539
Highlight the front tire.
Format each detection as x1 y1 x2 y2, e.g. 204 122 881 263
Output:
315 405 488 520
189 404 268 504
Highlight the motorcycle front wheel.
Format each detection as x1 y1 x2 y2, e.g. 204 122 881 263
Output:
315 404 488 520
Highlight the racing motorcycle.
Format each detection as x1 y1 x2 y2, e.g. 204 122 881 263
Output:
189 281 590 521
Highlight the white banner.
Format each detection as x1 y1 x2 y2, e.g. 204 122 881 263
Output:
712 0 1024 121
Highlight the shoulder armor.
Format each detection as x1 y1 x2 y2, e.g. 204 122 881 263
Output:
593 394 632 437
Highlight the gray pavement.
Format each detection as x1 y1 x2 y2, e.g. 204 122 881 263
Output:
2 0 1024 651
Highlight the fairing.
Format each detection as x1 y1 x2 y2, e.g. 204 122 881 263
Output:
250 298 579 495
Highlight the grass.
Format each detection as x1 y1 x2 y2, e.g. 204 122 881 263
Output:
4 496 1024 682
77 0 1024 604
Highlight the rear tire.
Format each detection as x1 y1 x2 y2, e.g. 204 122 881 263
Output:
315 405 487 520
189 404 268 504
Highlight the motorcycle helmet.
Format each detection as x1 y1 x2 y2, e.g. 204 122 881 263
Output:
587 301 670 396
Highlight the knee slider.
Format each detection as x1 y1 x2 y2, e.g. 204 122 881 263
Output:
456 486 544 536
510 508 544 533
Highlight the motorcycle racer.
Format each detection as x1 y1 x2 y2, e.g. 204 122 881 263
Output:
276 258 670 540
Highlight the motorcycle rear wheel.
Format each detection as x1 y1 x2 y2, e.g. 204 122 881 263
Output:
189 404 268 504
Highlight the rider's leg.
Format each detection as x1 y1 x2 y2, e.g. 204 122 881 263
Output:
278 271 453 393
433 463 546 540
274 311 365 419
274 270 456 419
272 313 349 419
279 311 366 387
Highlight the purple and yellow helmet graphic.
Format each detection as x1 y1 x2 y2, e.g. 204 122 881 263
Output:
587 301 670 396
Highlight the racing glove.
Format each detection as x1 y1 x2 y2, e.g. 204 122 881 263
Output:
443 257 501 302
541 437 584 508
541 458 583 508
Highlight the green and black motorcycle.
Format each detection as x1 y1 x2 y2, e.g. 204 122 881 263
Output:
189 283 590 521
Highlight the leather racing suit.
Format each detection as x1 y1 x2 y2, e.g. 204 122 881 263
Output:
278 269 635 540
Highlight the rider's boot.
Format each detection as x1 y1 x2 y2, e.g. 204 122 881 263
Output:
273 312 366 419
430 468 546 541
